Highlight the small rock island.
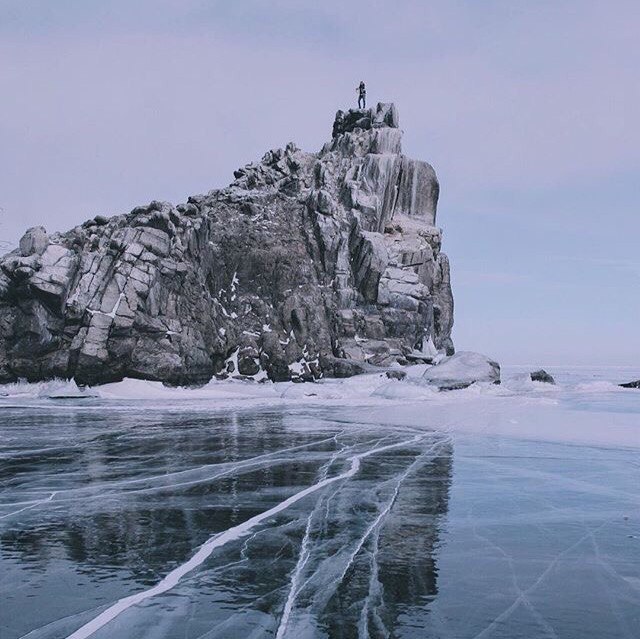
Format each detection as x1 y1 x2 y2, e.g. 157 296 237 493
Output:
0 103 454 385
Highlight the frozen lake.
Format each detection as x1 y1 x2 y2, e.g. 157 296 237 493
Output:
1 366 639 638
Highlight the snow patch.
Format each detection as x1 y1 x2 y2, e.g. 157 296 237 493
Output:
87 292 125 319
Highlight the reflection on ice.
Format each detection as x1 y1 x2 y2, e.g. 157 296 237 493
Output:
1 409 454 638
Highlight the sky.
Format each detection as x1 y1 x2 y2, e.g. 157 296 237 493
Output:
1 0 639 366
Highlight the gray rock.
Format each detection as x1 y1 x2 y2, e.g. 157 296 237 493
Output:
619 380 640 389
0 102 455 385
19 226 48 256
422 351 500 390
530 369 555 384
385 370 407 380
320 356 373 378
373 102 399 128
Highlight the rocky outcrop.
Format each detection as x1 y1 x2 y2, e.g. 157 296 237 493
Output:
0 102 454 385
422 351 500 390
619 380 640 389
530 369 555 384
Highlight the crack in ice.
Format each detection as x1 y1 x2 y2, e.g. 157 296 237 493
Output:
63 435 423 639
275 442 347 639
469 518 615 639
0 435 343 520
0 491 57 520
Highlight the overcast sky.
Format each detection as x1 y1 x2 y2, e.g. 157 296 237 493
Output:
1 1 639 365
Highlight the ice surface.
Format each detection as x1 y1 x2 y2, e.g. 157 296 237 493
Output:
2 365 638 448
1 366 639 638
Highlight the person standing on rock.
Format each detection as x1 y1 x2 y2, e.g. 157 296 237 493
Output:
357 81 366 109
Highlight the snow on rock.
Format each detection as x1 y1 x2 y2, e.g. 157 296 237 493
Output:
421 351 501 390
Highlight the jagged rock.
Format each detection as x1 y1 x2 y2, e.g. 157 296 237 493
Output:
619 380 640 389
320 356 373 378
19 226 49 257
422 351 500 390
0 102 455 385
530 369 555 384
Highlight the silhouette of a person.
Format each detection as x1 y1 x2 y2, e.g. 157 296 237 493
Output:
357 81 366 109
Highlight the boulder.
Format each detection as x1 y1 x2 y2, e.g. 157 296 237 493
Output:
320 356 372 378
19 226 48 256
422 351 500 390
530 369 555 384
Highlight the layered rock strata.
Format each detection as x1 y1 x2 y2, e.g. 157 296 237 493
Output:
0 102 454 384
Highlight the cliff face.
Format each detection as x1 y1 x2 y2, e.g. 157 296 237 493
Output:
0 103 454 385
